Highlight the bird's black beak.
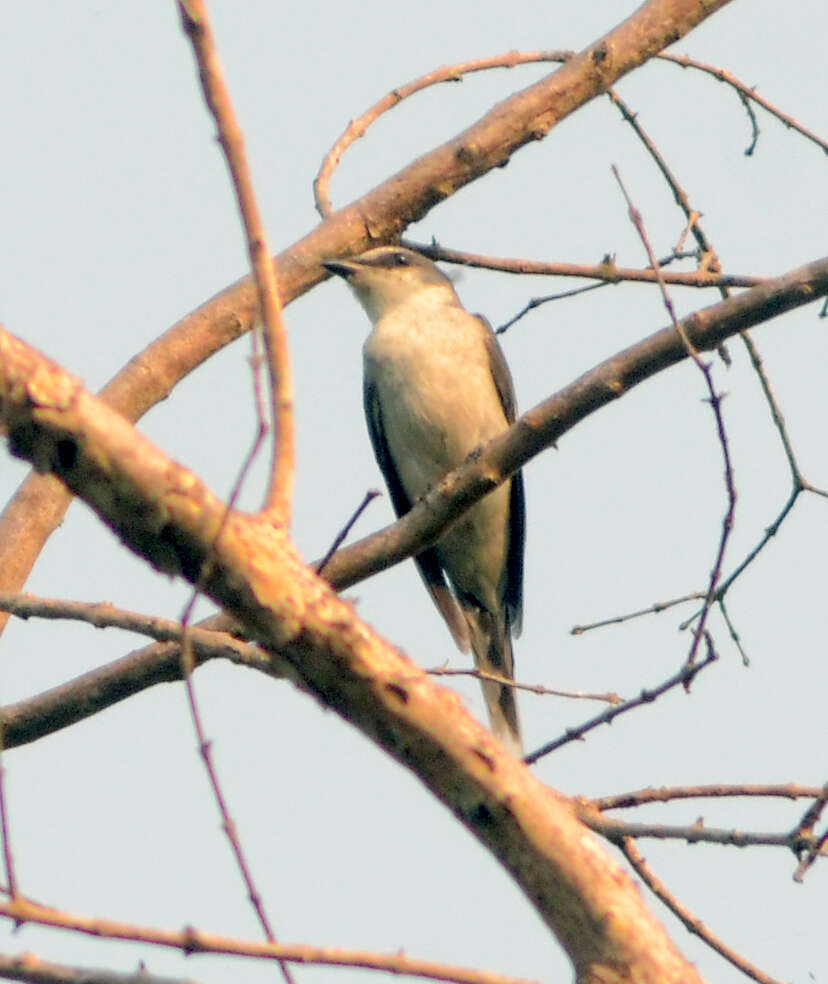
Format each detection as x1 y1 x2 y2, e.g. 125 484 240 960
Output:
323 259 358 279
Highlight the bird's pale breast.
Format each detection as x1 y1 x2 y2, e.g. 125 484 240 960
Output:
364 300 511 607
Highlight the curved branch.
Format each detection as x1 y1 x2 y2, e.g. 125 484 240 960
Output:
1 256 826 751
0 0 733 639
313 50 573 218
0 261 825 981
0 329 709 980
659 52 828 156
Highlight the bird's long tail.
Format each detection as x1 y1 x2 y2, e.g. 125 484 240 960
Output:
462 605 522 756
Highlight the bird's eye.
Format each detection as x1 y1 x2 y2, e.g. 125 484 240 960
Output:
393 252 410 266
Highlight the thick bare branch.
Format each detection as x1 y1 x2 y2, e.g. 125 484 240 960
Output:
0 326 703 981
1 256 826 751
0 0 732 638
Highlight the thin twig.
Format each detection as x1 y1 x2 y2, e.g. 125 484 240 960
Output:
736 333 828 501
0 592 262 657
180 652 292 984
178 588 291 983
589 814 803 850
0 896 541 984
313 50 573 217
678 337 828 639
418 243 763 289
571 91 827 660
0 952 201 984
315 46 828 221
594 783 826 811
316 490 381 575
740 333 802 484
496 282 607 333
607 89 723 282
737 90 760 155
791 781 828 882
793 827 828 882
493 250 714 332
571 592 706 635
715 595 750 666
523 643 717 764
427 666 621 704
606 78 742 373
171 413 291 981
178 0 293 521
0 730 16 901
176 6 295 979
792 782 828 839
612 165 737 671
659 52 828 156
620 838 786 984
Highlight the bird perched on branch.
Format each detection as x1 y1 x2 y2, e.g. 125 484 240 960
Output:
324 245 526 754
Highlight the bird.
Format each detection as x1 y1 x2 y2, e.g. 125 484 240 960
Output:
323 245 526 754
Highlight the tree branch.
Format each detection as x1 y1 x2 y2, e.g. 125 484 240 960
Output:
0 952 200 984
620 838 786 984
321 256 828 591
0 0 733 639
1 256 826 751
177 0 293 521
0 897 539 984
0 610 273 749
0 325 705 980
594 783 826 810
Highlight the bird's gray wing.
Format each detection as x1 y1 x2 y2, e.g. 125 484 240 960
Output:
478 315 525 636
363 377 471 652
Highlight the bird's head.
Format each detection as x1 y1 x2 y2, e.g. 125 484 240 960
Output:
323 246 457 321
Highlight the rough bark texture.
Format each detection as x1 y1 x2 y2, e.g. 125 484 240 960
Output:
0 323 706 982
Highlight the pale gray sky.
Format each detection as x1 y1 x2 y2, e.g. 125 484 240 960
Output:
1 2 826 982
